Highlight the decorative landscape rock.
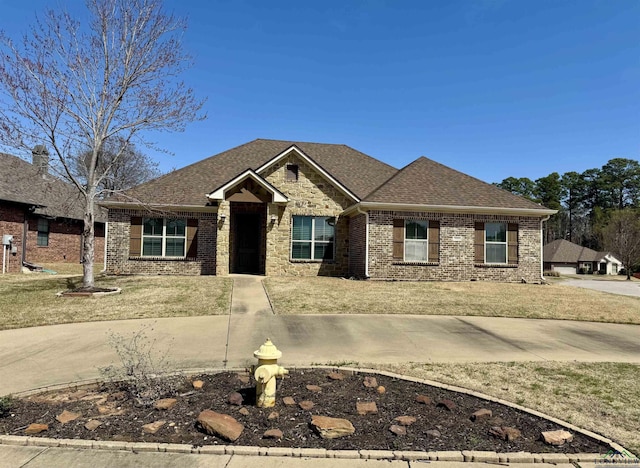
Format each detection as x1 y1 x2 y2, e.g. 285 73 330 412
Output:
310 415 355 439
263 428 283 439
25 423 48 435
541 429 574 446
299 400 315 411
489 426 522 441
327 372 344 381
394 415 417 426
84 420 102 431
282 396 296 406
437 399 457 411
192 380 204 390
268 411 279 420
376 386 386 394
56 410 81 424
238 408 250 416
471 408 492 421
425 429 442 438
363 376 378 388
154 398 177 410
142 420 166 434
236 373 250 384
197 410 244 442
356 401 378 415
389 424 406 436
415 395 432 405
306 384 322 392
227 392 244 406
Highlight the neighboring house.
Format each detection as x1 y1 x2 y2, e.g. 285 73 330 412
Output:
543 239 623 275
102 139 556 282
0 147 106 273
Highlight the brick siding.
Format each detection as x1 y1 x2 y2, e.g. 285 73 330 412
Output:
106 209 216 275
0 202 105 273
362 210 543 283
348 213 367 278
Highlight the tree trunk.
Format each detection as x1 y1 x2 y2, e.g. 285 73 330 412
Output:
82 200 95 289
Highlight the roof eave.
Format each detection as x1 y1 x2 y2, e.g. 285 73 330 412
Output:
98 201 218 213
342 202 558 217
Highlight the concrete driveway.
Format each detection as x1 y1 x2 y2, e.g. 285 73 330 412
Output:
562 278 640 297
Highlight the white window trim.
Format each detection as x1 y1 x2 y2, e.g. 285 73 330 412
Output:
142 218 187 258
404 219 429 262
291 216 335 261
485 222 508 264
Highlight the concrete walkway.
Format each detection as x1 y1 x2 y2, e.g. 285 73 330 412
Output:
0 275 639 466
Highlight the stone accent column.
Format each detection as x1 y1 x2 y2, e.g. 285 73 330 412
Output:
216 201 230 275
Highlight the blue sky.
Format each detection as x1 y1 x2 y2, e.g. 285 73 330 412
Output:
1 0 638 184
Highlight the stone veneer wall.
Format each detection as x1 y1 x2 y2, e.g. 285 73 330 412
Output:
261 153 353 277
367 211 543 283
107 209 217 275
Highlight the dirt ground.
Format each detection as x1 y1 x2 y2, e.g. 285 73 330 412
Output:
0 369 609 453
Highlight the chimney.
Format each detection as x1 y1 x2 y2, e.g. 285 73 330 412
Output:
32 145 49 175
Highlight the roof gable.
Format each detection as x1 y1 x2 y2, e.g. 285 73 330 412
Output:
208 169 288 203
362 156 552 213
110 139 398 207
543 239 599 263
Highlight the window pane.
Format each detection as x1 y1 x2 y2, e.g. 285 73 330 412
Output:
165 238 185 257
37 218 49 233
292 216 312 241
314 242 334 260
142 238 162 256
37 231 49 247
486 223 506 242
143 218 162 236
406 220 428 240
486 244 507 263
166 219 186 236
314 217 334 242
405 240 428 261
292 241 311 259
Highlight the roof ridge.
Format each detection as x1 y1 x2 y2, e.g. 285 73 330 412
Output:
363 157 421 199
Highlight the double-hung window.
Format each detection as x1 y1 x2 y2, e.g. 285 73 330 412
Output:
291 216 335 260
404 220 428 262
37 218 49 247
142 218 186 257
485 222 507 263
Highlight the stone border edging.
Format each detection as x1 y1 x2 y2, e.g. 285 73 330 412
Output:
55 288 122 297
2 365 635 462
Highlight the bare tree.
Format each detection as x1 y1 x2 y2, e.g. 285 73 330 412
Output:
74 137 162 196
0 0 204 289
601 209 640 280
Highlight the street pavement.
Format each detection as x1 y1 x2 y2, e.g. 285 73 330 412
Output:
562 278 640 297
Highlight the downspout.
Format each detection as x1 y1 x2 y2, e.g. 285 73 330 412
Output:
355 206 369 278
22 211 28 267
102 221 108 273
540 215 550 283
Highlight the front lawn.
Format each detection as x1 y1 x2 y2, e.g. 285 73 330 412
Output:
0 271 232 330
264 277 640 324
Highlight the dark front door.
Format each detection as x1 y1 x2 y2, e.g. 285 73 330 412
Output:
234 213 261 274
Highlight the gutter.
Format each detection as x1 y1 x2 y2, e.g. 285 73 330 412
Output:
342 202 557 218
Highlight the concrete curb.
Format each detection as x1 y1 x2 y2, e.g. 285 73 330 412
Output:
3 366 636 462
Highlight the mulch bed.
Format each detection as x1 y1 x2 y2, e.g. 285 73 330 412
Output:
0 369 609 453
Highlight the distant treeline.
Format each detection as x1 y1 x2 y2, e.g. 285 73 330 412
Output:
494 158 640 250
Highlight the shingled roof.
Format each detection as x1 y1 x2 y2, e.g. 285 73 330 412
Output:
110 139 398 206
363 156 550 211
0 152 105 222
543 239 605 263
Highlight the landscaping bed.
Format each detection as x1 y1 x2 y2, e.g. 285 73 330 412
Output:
0 369 610 453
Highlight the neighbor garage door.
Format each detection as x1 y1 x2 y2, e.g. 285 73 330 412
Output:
553 264 577 275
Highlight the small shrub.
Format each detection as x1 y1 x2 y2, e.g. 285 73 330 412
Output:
99 323 180 407
543 270 560 277
0 396 13 417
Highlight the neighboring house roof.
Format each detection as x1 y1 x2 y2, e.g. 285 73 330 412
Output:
362 156 551 212
0 152 105 222
543 239 619 263
107 139 398 206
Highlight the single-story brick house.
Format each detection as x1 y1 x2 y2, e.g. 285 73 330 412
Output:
0 147 105 273
543 239 623 275
102 139 556 282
